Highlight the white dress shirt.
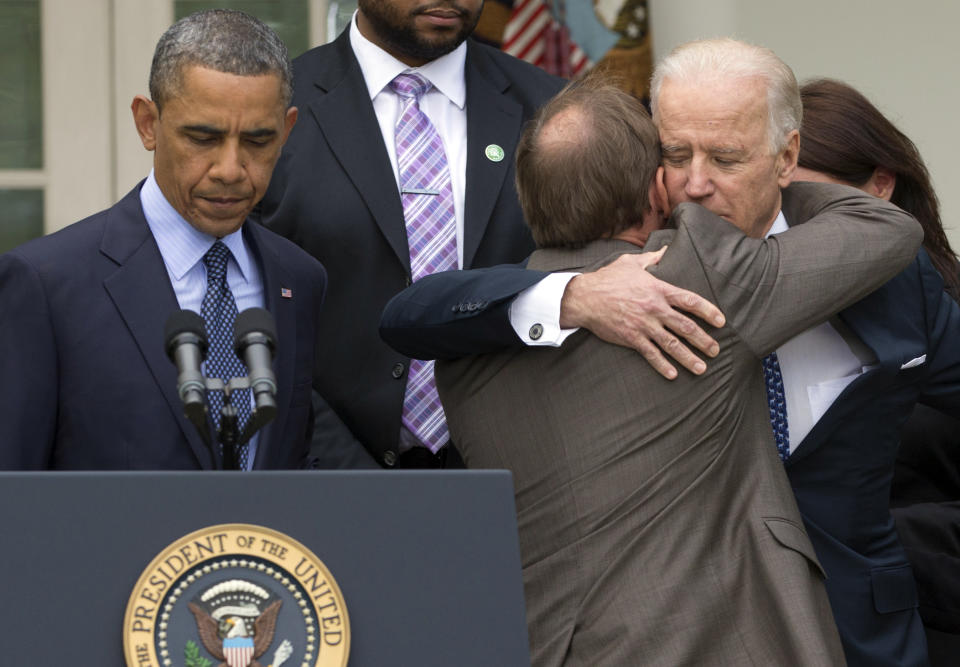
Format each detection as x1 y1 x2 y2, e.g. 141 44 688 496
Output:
140 170 264 467
350 13 468 268
509 272 579 345
766 212 877 451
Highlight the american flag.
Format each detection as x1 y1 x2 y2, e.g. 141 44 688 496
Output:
502 0 590 77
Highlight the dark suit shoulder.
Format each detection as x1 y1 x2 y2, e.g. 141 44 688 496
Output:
250 222 327 278
291 34 341 67
2 188 145 276
842 249 940 325
8 210 105 264
289 35 350 96
466 38 565 103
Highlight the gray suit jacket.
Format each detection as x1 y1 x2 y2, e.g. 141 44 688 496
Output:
436 184 921 666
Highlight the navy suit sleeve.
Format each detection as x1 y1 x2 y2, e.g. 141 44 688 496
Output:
893 408 960 631
0 251 57 469
295 254 380 469
893 500 960 632
379 262 549 360
306 390 381 469
892 256 960 632
917 253 960 415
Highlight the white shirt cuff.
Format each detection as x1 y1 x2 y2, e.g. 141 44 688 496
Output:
508 272 580 346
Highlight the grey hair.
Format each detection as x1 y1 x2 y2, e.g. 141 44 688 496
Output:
149 9 293 111
650 37 801 153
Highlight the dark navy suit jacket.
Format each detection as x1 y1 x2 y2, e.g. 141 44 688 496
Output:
380 236 960 667
256 29 564 467
785 250 960 667
0 183 326 470
892 405 960 641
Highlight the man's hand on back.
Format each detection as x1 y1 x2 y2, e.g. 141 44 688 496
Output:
559 249 725 379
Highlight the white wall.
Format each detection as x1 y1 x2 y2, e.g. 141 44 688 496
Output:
37 0 960 248
649 0 960 249
37 0 328 233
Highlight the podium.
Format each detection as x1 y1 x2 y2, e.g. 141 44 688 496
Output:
0 471 530 666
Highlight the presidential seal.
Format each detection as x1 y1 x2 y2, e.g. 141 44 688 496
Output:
124 524 349 667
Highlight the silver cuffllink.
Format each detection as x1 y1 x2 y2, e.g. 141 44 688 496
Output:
529 323 544 340
401 187 440 196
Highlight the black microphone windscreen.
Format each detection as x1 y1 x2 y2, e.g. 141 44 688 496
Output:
164 310 207 351
233 307 277 349
163 310 207 363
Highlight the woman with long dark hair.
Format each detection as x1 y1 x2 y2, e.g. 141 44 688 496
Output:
795 78 960 297
795 78 960 664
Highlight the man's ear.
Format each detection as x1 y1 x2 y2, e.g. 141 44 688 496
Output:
652 166 670 218
280 106 298 145
634 167 670 236
776 129 800 188
131 95 159 151
866 166 897 201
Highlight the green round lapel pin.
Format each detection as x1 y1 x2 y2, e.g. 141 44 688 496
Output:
485 144 505 162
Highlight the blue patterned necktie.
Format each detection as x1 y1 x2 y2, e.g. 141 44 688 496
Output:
391 72 457 454
762 352 790 461
201 241 251 468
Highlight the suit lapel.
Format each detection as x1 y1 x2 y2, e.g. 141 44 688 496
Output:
462 42 524 268
304 31 409 271
785 355 902 468
244 224 295 469
840 275 927 373
100 186 213 469
786 289 908 467
785 370 870 467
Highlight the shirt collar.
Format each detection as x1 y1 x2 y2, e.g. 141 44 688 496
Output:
139 170 253 282
765 210 788 238
349 10 467 109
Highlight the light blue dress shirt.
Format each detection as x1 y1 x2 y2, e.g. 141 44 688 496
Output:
140 170 264 468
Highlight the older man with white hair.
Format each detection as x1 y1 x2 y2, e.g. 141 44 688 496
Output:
382 37 960 667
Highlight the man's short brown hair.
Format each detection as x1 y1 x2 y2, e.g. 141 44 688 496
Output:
515 75 660 248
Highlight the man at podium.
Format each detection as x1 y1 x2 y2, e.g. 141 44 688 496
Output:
0 10 329 470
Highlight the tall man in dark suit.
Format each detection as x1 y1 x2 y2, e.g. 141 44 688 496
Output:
0 10 328 470
255 0 721 468
381 37 960 666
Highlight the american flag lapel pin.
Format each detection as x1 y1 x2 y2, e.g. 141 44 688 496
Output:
281 287 293 299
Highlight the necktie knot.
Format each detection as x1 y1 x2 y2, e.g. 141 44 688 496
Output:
390 72 432 100
203 241 231 284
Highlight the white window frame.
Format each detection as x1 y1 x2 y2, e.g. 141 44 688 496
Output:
0 0 330 236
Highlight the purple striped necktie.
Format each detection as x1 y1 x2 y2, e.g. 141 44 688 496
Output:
391 72 457 453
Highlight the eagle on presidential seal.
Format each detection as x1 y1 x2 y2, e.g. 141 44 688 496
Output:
188 579 293 667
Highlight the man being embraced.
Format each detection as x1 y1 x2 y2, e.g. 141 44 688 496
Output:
426 74 920 665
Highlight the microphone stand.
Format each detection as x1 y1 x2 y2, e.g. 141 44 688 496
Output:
218 392 240 471
167 308 279 470
200 376 270 470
